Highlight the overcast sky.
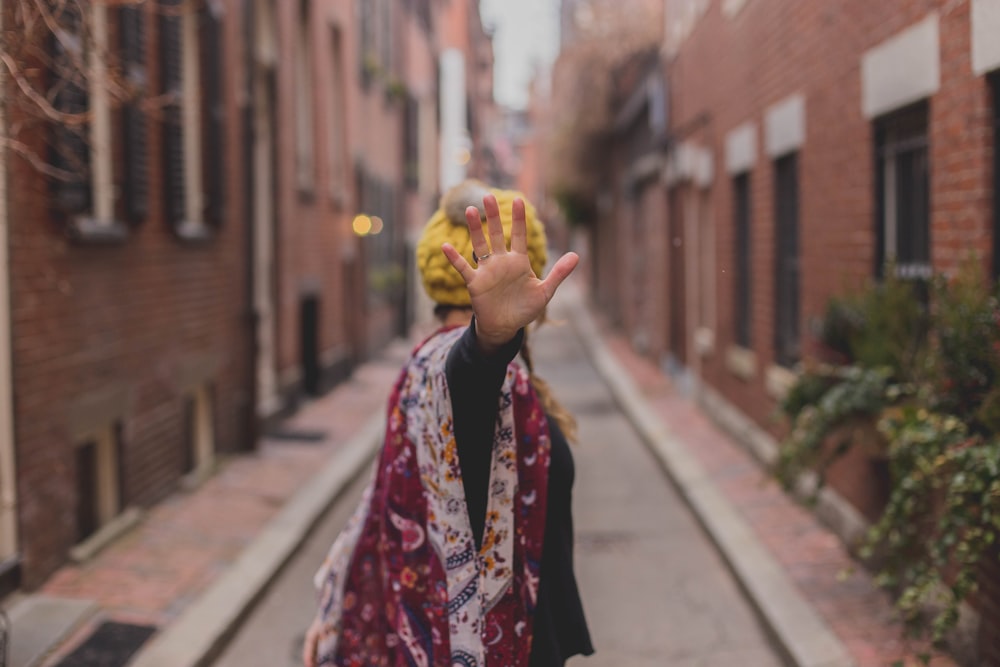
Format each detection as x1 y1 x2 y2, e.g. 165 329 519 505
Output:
479 0 561 110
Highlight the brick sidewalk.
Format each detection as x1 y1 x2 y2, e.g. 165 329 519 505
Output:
596 320 955 667
36 342 410 666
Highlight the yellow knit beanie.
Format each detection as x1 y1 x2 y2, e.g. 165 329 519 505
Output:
416 180 548 306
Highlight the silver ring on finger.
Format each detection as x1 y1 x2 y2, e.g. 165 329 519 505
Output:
475 252 493 263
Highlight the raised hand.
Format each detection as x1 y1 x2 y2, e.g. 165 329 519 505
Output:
441 194 579 354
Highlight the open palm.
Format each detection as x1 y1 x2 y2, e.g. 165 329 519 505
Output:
441 195 579 352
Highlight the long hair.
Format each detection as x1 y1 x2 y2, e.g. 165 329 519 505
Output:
519 326 578 445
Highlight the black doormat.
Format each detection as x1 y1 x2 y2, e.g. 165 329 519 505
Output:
55 622 157 667
265 428 329 443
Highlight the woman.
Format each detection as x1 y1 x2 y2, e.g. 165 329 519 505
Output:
304 180 593 667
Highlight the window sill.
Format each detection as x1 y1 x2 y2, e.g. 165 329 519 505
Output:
68 217 129 244
725 345 758 381
174 221 215 243
694 327 715 357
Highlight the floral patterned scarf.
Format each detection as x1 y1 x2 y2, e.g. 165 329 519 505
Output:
313 327 551 666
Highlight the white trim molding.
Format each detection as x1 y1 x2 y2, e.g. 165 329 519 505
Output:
725 345 758 380
722 0 749 18
0 2 17 562
861 14 940 119
725 122 757 175
665 141 714 189
765 364 798 401
182 0 205 226
694 326 715 357
765 93 806 158
972 0 1000 76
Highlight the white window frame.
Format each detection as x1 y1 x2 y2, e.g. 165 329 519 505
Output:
75 424 123 544
179 0 206 233
89 3 115 225
0 3 17 562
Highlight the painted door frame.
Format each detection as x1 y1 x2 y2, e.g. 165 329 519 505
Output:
0 3 19 563
252 0 280 418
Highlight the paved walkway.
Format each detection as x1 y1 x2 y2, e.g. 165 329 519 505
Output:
213 299 784 667
592 312 955 667
32 342 410 666
17 287 957 667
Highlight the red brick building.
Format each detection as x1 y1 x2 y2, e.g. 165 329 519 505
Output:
0 0 460 592
585 0 1000 659
1 0 256 589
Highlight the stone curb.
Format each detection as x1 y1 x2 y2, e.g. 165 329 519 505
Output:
566 294 856 667
128 412 385 667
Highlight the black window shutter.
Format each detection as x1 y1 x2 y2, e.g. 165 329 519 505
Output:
201 2 225 226
50 4 92 215
733 173 752 348
160 0 186 226
121 4 150 222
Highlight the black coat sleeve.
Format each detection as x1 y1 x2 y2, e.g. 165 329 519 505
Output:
445 321 524 549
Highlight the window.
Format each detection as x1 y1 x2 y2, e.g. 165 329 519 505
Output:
875 102 930 279
161 0 211 236
50 2 120 235
733 173 752 348
295 0 315 193
75 424 124 544
992 74 1000 280
327 27 348 204
774 153 800 367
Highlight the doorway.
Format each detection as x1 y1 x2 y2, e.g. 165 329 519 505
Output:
668 188 688 366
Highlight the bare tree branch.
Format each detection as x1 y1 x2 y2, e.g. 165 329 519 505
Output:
0 135 80 181
1 53 91 126
1 0 173 180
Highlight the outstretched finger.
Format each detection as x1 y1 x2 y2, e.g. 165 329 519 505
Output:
510 198 527 255
442 243 476 285
465 206 490 261
540 252 580 303
483 194 508 256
